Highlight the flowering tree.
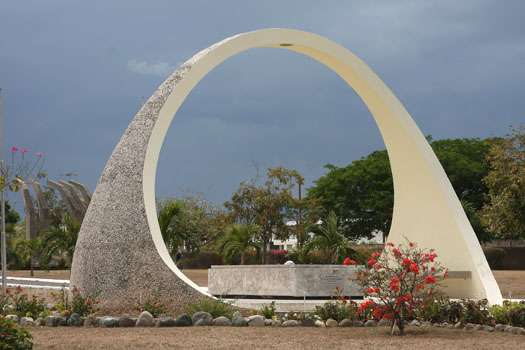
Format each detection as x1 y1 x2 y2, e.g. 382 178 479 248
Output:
358 241 447 335
1 146 45 291
0 146 45 191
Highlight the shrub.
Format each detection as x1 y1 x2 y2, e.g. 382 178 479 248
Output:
185 298 236 319
358 241 447 335
508 305 525 327
0 316 33 350
0 294 10 315
178 251 223 269
314 300 356 321
417 297 464 324
490 303 511 324
258 301 276 319
52 287 97 317
461 299 490 324
6 287 47 318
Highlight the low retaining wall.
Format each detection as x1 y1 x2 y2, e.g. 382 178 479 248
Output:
208 265 362 298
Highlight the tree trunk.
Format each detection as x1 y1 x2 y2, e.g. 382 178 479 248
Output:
240 252 245 265
261 239 268 264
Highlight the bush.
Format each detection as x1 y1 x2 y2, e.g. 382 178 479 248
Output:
185 298 236 319
135 294 167 318
314 300 356 322
0 316 33 350
358 241 447 335
490 303 511 324
508 305 525 327
258 301 276 319
417 297 464 324
461 299 490 324
349 245 382 265
178 251 224 269
6 287 47 318
52 287 97 317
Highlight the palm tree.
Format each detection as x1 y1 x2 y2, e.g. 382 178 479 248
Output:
39 213 80 267
218 224 260 264
308 211 349 264
157 200 184 255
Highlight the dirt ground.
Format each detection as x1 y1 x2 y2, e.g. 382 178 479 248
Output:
29 326 525 350
8 269 525 298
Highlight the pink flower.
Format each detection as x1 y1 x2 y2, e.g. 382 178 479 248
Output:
10 146 18 153
20 147 28 155
35 152 44 158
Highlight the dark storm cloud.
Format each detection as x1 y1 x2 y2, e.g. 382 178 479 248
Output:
1 0 524 207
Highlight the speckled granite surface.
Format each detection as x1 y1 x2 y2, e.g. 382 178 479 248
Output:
70 63 206 312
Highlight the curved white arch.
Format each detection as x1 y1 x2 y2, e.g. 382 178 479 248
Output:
72 28 502 310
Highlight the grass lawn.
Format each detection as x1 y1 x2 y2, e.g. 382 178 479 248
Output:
29 326 525 350
7 269 525 298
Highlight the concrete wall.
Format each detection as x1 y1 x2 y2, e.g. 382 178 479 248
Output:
208 265 362 298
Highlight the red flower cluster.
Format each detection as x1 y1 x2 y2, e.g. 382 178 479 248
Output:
389 276 400 292
366 287 380 294
425 275 437 284
343 257 357 266
359 241 447 335
357 299 376 315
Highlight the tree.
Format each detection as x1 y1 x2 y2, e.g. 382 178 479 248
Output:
307 211 349 264
38 213 80 267
359 241 447 336
482 126 525 240
308 150 393 241
218 224 260 264
307 138 494 241
225 167 300 264
158 196 228 257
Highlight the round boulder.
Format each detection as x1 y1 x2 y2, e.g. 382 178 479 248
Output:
157 317 176 327
118 316 136 327
248 315 265 327
136 311 155 327
282 320 300 327
174 314 193 327
326 319 338 327
232 316 248 327
192 311 213 326
213 316 232 326
67 313 82 327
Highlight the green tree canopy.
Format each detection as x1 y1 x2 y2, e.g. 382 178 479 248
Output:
225 167 306 263
307 137 494 241
158 196 227 257
307 211 349 264
482 127 525 240
218 224 260 264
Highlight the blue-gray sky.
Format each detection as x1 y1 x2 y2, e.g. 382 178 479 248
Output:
1 1 524 208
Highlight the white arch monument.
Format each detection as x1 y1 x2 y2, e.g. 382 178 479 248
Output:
71 28 502 311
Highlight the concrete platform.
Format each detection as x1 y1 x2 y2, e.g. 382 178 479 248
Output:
208 265 362 298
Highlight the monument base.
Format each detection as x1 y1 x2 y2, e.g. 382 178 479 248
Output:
208 265 363 298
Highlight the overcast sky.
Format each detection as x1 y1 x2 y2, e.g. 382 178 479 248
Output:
1 1 524 208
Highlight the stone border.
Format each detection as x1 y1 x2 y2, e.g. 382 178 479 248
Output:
5 312 525 336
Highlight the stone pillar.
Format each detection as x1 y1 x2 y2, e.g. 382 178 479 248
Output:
20 182 38 240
